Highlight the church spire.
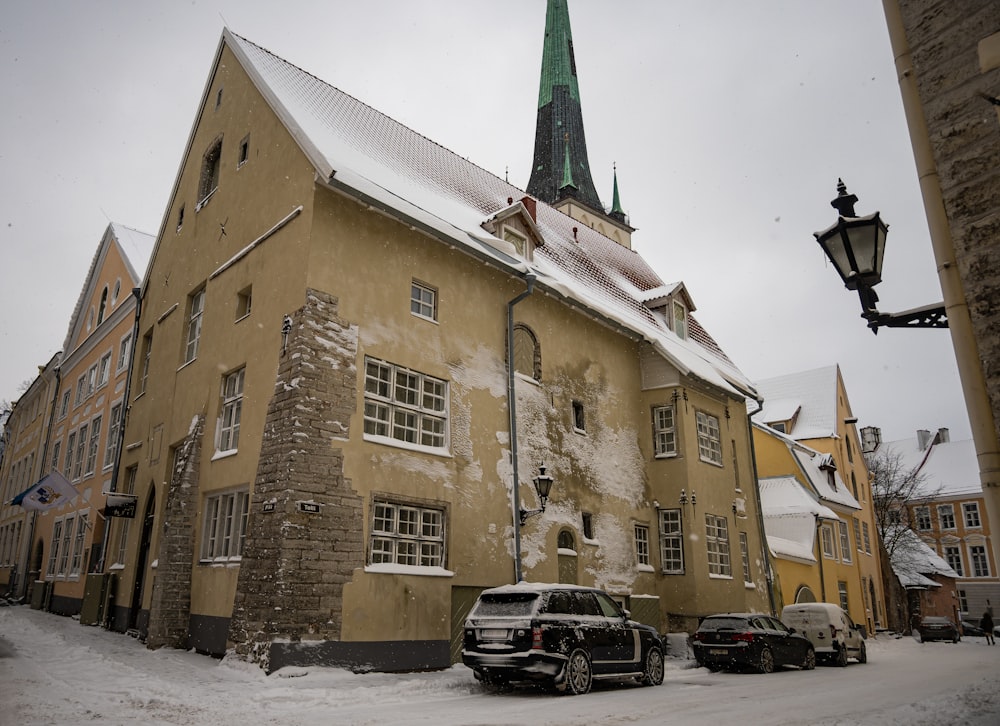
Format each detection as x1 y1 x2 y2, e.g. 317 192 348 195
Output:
526 0 603 213
609 163 627 224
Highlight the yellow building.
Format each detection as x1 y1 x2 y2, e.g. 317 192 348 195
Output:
112 27 771 672
0 354 60 602
26 224 153 618
753 365 886 634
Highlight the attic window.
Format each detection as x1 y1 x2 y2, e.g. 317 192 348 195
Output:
177 204 185 232
198 138 223 208
215 87 224 110
238 135 250 168
771 422 787 434
672 300 687 340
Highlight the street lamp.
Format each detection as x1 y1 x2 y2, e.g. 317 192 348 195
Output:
520 464 554 526
813 179 947 333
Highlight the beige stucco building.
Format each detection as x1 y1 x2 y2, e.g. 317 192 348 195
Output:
109 28 772 671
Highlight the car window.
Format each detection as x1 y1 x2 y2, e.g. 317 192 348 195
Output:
571 591 601 616
699 617 749 631
594 592 624 619
543 591 572 615
767 617 789 632
472 593 538 617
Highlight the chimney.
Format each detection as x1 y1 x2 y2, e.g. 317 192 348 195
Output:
520 196 537 224
936 427 950 444
860 426 881 454
917 429 932 451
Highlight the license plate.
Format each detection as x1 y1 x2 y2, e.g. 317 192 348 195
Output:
482 629 508 639
710 648 728 655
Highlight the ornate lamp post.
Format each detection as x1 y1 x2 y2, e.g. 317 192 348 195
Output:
813 180 947 333
513 464 556 582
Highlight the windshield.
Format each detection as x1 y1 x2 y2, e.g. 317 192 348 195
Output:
698 617 750 631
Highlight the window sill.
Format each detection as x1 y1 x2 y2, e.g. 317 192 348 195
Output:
199 558 242 567
637 563 654 573
410 312 439 325
364 564 454 577
744 582 756 590
363 433 451 458
177 358 197 373
572 427 587 436
708 573 733 580
699 457 724 468
235 312 251 324
514 371 540 386
195 188 218 212
558 548 577 557
654 452 677 460
109 563 125 572
662 569 685 576
211 448 238 462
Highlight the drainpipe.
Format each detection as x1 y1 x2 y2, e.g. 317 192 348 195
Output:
747 401 777 616
815 514 828 603
508 272 536 583
97 288 142 574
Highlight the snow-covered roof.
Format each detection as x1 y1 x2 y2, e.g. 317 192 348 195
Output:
759 476 839 564
111 223 155 283
219 30 754 399
793 448 861 511
880 435 981 499
754 366 840 440
889 526 959 589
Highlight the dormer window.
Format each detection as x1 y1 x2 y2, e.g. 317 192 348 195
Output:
672 300 687 340
503 227 528 257
482 198 544 260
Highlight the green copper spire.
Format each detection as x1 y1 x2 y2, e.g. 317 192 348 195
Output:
527 0 603 213
611 164 623 214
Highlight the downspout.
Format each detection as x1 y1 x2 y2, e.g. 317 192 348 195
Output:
815 514 828 603
97 288 142 574
747 401 777 616
508 272 536 583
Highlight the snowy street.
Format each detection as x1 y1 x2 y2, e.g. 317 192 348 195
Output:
2 606 999 725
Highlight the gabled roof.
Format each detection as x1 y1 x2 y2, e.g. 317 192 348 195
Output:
880 435 981 498
754 365 840 440
63 223 155 355
888 526 959 588
759 476 838 564
793 448 861 511
185 30 756 399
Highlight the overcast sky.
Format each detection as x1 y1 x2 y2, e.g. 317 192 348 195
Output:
0 0 970 444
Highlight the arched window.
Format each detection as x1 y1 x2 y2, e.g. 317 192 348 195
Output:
97 286 108 325
795 585 817 603
513 324 541 381
557 529 575 551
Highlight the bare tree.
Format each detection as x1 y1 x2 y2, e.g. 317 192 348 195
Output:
865 446 940 560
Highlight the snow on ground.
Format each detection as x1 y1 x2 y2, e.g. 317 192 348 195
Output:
2 605 999 725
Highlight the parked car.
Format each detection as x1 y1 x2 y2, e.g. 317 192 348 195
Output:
917 616 960 643
462 583 664 695
780 603 867 666
691 613 815 673
960 619 985 637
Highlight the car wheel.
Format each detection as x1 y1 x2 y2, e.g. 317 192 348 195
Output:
641 646 665 686
835 645 848 667
758 646 774 674
803 647 816 671
857 641 867 664
564 648 593 695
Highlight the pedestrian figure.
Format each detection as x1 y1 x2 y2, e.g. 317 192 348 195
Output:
982 610 995 645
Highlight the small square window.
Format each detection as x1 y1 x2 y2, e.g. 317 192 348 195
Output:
236 286 252 320
410 281 437 321
572 400 586 432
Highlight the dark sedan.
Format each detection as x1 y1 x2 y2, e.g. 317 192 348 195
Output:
692 613 815 673
918 616 960 643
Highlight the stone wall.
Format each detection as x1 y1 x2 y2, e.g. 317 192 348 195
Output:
897 0 1000 445
229 289 363 671
146 414 204 649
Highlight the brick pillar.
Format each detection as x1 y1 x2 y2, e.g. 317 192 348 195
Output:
146 414 204 649
229 289 363 670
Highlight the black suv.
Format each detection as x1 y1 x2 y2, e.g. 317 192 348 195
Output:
462 583 664 695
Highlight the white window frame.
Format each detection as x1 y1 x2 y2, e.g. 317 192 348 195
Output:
117 332 132 372
838 581 849 611
57 515 74 577
821 523 836 559
97 351 112 389
369 499 446 568
659 509 684 574
200 489 249 563
938 503 956 530
410 281 437 322
970 545 990 577
838 520 852 563
634 524 650 567
853 518 863 552
185 288 206 363
59 390 70 419
85 415 102 476
47 520 63 578
963 502 981 529
104 403 122 470
672 299 688 340
652 405 676 457
705 514 731 577
944 545 964 576
75 375 87 406
86 363 98 398
139 332 152 394
696 411 723 465
914 505 931 531
73 424 88 481
65 432 76 478
70 513 88 577
862 521 872 554
363 357 448 452
218 367 245 453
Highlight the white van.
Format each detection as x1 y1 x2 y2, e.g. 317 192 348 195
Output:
780 603 867 666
